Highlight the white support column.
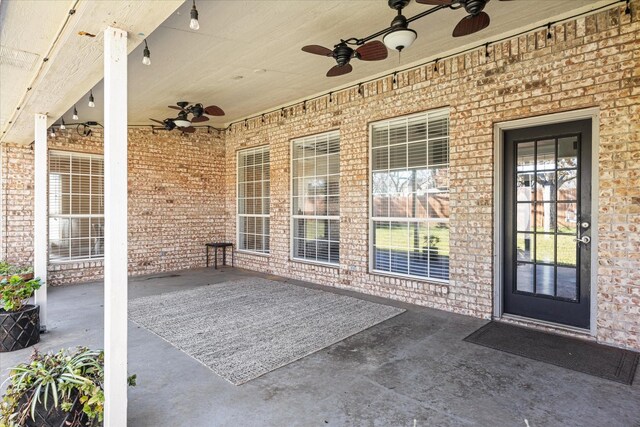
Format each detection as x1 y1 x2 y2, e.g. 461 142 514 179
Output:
34 113 48 331
103 26 128 427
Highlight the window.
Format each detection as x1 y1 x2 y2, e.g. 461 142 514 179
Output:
237 146 270 253
370 109 450 281
49 151 104 261
291 131 340 264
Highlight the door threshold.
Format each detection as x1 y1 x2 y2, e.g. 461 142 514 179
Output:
497 314 594 338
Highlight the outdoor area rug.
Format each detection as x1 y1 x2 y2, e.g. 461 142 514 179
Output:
129 278 404 385
464 321 639 385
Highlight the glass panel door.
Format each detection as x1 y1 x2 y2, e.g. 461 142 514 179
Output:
503 120 592 329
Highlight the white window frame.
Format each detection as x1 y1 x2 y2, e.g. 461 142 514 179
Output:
290 130 340 266
48 150 104 263
368 108 450 283
236 145 270 255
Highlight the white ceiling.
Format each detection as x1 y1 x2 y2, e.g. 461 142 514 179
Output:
2 0 610 142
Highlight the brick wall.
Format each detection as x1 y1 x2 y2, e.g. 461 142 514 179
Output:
224 2 639 350
0 128 225 285
1 144 34 265
0 2 638 350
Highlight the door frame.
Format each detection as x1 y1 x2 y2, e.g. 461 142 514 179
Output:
493 108 600 335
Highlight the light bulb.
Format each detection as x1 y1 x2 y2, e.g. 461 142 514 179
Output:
50 128 56 138
142 40 151 65
72 106 78 120
190 1 199 30
88 91 95 108
60 119 66 130
73 113 78 120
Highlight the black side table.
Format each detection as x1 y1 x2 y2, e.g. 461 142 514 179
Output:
206 242 234 269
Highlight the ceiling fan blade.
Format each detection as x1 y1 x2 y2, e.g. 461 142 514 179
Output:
452 11 490 37
326 63 353 77
181 126 196 133
149 118 165 125
302 45 334 56
191 115 209 123
415 0 454 4
356 40 388 61
168 106 184 111
204 105 225 116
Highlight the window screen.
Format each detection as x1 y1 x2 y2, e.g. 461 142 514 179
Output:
371 109 450 280
237 146 270 253
291 131 340 264
49 151 104 261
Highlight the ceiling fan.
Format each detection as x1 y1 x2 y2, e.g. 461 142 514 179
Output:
416 0 511 37
301 40 388 77
150 101 225 133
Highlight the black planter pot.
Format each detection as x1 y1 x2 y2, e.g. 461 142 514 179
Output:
0 304 40 352
20 390 91 427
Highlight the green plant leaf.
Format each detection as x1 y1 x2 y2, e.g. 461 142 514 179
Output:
51 380 58 408
30 384 42 421
43 382 49 410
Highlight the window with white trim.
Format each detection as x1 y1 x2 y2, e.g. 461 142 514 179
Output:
49 151 104 261
237 146 270 253
291 131 340 264
371 109 450 281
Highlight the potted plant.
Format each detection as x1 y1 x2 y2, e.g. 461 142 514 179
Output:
0 347 137 427
0 275 42 352
0 261 34 281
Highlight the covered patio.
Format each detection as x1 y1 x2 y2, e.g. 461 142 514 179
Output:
1 0 639 425
2 267 639 426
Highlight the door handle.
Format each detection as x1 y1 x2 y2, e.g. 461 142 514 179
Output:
575 236 591 244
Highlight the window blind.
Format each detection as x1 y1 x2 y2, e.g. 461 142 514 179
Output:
237 146 270 253
49 151 104 261
371 109 450 280
291 131 340 264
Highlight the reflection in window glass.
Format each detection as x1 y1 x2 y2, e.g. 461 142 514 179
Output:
292 132 340 264
49 151 104 261
513 136 580 301
558 136 578 168
238 146 270 253
371 109 449 280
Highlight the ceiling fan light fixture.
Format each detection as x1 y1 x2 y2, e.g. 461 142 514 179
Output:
173 119 192 128
190 0 200 30
383 8 417 52
383 28 417 52
142 39 151 66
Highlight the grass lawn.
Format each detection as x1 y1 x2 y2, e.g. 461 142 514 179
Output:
374 223 450 256
375 224 576 267
519 231 577 266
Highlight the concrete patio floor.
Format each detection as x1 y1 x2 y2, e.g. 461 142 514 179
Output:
1 267 638 427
